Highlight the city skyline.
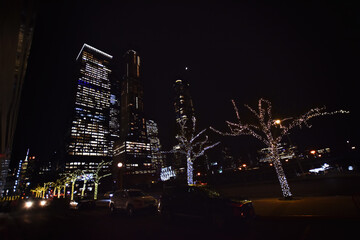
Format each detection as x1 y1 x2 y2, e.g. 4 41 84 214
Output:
10 1 359 170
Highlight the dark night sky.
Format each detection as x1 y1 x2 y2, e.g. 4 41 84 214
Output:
11 0 360 167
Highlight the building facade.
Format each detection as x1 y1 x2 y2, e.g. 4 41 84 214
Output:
146 120 165 173
113 50 154 186
65 44 115 172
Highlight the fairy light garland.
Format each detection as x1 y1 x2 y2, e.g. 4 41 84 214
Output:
164 116 220 185
211 98 349 198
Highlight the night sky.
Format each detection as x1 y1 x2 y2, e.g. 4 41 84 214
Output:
11 1 359 167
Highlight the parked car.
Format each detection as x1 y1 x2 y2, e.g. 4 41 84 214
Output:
109 189 157 216
158 185 255 228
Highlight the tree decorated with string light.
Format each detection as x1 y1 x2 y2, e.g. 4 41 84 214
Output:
170 117 220 185
211 98 349 198
91 160 112 200
65 169 83 201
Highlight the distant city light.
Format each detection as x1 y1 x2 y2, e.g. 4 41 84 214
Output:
310 150 316 155
309 163 330 173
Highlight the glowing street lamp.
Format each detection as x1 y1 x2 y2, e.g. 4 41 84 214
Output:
117 162 124 189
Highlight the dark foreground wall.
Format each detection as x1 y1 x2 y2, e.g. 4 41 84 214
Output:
216 174 360 198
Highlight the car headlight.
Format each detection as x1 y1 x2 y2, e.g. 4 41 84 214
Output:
25 201 33 209
70 201 78 207
40 200 47 207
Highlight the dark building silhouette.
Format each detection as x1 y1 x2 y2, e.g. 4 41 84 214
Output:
173 79 195 126
113 50 154 187
172 79 195 172
0 0 37 196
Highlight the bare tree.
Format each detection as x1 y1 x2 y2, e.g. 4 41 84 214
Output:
211 98 348 198
91 160 112 200
170 117 220 185
65 169 83 201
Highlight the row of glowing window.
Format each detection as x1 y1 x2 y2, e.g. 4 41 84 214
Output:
75 94 110 106
126 145 151 151
76 87 110 99
75 100 110 109
76 90 110 100
83 65 110 78
71 129 109 135
76 94 110 105
71 133 106 139
71 124 105 131
70 134 107 140
79 72 110 85
68 146 110 151
75 102 107 110
85 62 111 74
69 145 109 151
75 102 110 111
71 124 105 130
69 140 109 146
77 113 106 120
128 170 156 175
68 152 108 156
82 57 108 69
82 71 110 82
77 84 110 96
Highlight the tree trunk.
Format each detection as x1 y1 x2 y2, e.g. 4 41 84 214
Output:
71 181 75 201
272 146 292 198
94 182 98 200
63 185 66 198
187 154 194 185
81 180 87 198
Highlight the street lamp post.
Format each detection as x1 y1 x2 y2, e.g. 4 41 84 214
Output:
117 162 124 190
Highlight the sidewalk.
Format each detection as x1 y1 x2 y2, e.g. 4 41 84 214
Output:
252 195 360 219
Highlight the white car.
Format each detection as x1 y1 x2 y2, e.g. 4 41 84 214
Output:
109 189 157 216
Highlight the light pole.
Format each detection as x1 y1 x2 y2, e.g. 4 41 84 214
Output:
117 162 124 189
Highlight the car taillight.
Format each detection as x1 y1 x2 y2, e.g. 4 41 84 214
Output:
230 202 243 208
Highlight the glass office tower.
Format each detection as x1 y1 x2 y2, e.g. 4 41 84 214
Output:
66 44 114 171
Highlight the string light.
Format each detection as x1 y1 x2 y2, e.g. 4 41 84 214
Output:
211 98 349 198
163 116 219 185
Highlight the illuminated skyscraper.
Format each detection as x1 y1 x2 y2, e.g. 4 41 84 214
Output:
65 44 115 171
113 50 153 185
146 120 164 172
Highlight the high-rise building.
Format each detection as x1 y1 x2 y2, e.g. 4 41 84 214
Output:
173 79 195 125
113 50 153 185
172 79 195 169
146 120 165 172
65 44 115 171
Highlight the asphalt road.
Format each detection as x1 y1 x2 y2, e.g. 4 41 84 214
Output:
1 207 358 240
